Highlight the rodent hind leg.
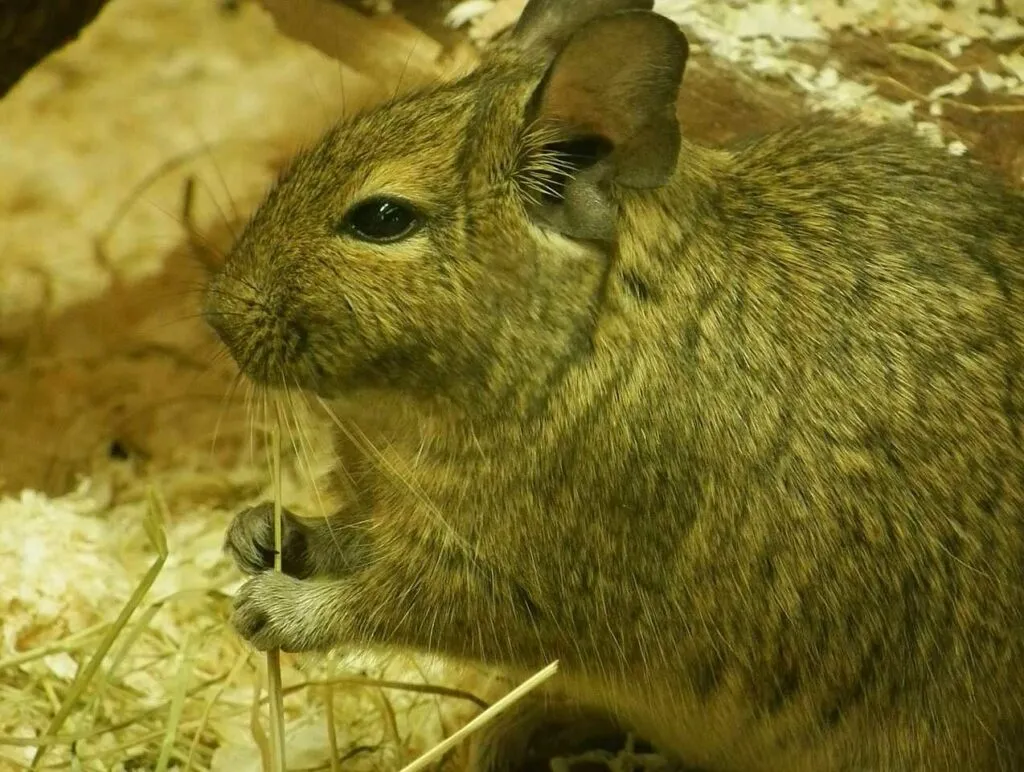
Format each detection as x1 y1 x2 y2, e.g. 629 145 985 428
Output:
464 691 686 772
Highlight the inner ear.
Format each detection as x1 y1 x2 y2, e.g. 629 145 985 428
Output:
533 135 614 205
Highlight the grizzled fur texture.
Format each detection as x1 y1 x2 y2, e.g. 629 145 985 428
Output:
204 0 1024 769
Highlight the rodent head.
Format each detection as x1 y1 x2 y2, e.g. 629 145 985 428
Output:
204 0 688 408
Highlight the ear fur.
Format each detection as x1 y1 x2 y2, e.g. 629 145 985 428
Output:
518 10 689 241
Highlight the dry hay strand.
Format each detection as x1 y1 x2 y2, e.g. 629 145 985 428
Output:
266 426 287 772
0 389 565 772
0 429 504 771
398 662 559 772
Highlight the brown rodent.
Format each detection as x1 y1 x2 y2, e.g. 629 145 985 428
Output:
204 1 1024 769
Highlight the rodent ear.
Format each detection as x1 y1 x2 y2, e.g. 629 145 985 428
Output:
529 11 687 188
509 0 655 54
519 11 688 241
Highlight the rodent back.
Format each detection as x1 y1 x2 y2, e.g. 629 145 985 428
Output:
599 114 1024 646
609 119 1024 461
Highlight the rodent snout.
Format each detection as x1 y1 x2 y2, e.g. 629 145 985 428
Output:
203 272 310 388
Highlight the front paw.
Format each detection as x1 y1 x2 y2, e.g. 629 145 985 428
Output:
225 502 313 578
231 572 335 652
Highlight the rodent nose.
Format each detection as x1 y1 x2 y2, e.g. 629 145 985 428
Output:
202 274 251 349
204 273 312 386
203 274 270 368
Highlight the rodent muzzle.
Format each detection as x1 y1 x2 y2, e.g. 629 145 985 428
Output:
203 273 308 388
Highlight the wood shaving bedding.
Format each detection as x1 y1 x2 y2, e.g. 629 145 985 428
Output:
446 0 1024 158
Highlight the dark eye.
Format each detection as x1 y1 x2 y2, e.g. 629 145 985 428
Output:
341 197 420 243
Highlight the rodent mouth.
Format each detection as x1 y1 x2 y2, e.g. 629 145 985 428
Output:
222 343 333 397
228 338 321 393
235 335 344 399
